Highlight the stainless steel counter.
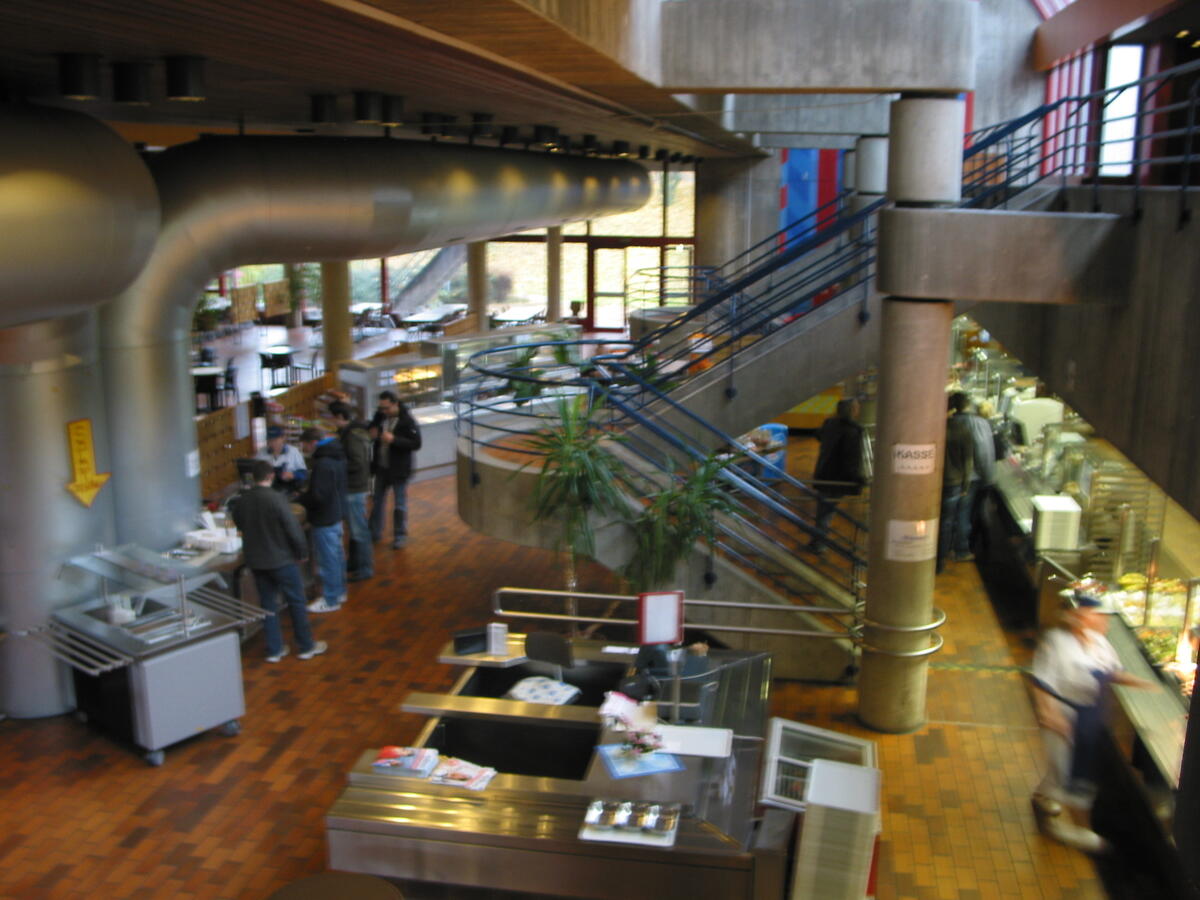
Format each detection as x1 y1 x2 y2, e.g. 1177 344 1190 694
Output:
326 643 785 899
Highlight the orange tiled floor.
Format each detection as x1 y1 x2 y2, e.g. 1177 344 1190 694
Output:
0 470 1110 899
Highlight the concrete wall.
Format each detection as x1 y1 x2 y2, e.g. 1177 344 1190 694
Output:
694 152 784 268
521 0 663 83
972 0 1046 130
660 0 975 93
722 93 894 142
973 186 1200 522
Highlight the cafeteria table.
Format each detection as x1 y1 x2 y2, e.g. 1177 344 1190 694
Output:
259 346 294 390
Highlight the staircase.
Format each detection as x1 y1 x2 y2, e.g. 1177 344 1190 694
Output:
456 59 1198 679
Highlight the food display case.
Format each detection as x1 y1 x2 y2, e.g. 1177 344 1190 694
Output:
337 353 442 413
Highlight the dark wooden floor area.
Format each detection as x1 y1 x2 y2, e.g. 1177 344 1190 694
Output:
0 466 1109 899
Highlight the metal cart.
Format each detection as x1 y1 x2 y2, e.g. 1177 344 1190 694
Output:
22 544 265 765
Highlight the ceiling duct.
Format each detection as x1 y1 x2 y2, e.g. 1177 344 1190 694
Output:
99 136 650 548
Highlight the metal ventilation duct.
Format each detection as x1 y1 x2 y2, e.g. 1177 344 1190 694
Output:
0 105 157 718
0 105 159 329
101 136 650 548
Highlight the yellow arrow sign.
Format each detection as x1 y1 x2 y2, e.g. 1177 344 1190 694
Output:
65 419 111 508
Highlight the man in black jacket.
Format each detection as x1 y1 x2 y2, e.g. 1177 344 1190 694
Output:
299 425 348 613
329 400 373 581
231 459 326 662
938 390 977 572
809 398 866 553
369 390 422 549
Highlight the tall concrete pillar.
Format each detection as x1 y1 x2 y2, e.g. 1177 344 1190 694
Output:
848 136 887 232
858 95 964 733
320 261 353 373
467 241 489 331
546 226 563 322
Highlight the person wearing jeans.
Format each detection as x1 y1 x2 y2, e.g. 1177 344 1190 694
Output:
230 459 327 663
329 400 373 580
369 391 422 549
299 425 348 613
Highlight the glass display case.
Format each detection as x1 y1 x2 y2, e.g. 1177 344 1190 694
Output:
337 353 442 414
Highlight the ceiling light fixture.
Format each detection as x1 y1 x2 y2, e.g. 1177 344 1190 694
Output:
581 134 598 156
1177 29 1191 39
354 91 383 124
58 53 102 100
164 55 205 101
654 148 669 162
471 113 495 139
638 145 650 160
611 140 631 158
310 94 338 124
381 95 405 128
499 125 520 146
112 61 151 105
533 124 558 148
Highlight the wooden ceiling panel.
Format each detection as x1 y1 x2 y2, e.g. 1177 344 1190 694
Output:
0 0 755 156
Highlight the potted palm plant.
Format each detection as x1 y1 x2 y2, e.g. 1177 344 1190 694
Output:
623 453 735 593
523 394 627 601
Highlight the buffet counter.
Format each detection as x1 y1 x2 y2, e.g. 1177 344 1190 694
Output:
326 639 791 899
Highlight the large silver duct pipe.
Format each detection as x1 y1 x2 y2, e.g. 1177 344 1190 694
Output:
0 105 158 717
0 105 159 328
101 136 650 548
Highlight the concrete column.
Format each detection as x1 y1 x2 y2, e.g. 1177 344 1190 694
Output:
858 95 963 733
320 261 353 373
849 136 887 236
467 241 490 331
546 226 563 322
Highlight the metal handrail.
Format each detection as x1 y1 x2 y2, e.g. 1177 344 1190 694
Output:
492 587 857 642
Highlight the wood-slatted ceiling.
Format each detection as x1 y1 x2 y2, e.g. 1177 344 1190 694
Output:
0 0 754 156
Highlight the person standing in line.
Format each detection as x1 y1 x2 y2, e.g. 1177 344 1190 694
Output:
329 400 373 581
1029 593 1154 854
808 398 866 553
369 390 422 549
230 459 327 663
299 425 348 613
937 391 976 573
965 398 998 553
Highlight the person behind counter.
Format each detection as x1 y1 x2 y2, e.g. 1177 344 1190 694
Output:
256 425 307 495
298 425 347 614
230 459 327 663
1029 592 1155 854
937 391 975 573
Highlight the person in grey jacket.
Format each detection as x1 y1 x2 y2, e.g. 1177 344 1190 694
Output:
231 459 326 662
966 398 998 553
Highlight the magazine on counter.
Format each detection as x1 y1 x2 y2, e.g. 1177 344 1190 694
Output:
429 756 498 791
371 746 440 778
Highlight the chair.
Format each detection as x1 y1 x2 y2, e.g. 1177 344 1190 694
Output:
220 362 240 406
289 349 322 383
506 632 580 705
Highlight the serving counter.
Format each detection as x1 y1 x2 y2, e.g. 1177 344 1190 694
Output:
326 639 793 899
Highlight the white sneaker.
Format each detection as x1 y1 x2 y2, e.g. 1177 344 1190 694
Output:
335 593 348 606
297 640 328 660
265 646 289 663
307 598 340 613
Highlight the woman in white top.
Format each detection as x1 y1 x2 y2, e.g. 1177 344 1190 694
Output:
1030 592 1155 854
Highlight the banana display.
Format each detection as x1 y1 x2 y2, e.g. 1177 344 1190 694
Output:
1118 573 1186 593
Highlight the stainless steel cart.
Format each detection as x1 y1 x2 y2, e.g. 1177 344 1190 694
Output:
22 544 265 765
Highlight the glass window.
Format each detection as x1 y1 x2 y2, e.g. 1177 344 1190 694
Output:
1099 45 1145 177
591 170 694 237
350 258 382 308
487 242 548 309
